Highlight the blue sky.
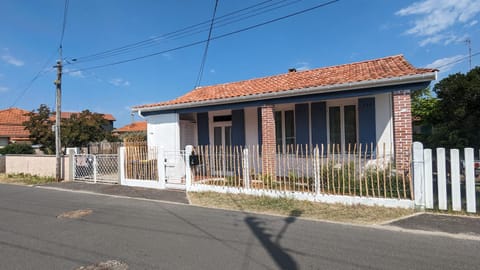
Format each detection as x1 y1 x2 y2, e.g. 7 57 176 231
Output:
1 0 479 128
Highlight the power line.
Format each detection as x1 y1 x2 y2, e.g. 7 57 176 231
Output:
194 0 219 88
69 0 302 64
9 50 57 108
432 51 480 70
65 0 339 74
59 0 70 47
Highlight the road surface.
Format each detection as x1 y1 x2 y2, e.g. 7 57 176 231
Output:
0 184 479 270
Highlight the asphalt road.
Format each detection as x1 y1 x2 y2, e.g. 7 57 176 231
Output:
0 184 479 270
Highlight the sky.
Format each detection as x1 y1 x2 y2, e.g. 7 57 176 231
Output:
0 0 479 128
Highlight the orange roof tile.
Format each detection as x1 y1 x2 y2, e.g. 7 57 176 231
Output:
134 55 436 110
0 108 31 125
0 125 30 138
49 112 116 121
115 121 147 133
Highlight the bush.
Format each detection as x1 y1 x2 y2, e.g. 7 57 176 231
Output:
0 143 34 155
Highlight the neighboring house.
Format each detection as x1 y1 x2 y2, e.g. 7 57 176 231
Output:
0 108 31 147
113 121 147 137
132 55 437 170
0 108 116 147
50 112 116 132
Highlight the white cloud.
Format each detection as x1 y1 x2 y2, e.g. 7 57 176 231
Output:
0 86 8 93
109 78 130 87
1 51 24 67
295 61 310 71
396 0 480 45
64 68 85 78
210 69 216 73
468 20 478 26
425 55 465 73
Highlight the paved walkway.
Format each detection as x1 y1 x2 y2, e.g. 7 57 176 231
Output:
41 181 189 204
388 213 480 236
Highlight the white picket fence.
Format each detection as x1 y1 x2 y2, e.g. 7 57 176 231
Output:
412 142 479 213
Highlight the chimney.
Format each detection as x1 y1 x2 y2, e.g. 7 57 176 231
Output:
288 68 297 73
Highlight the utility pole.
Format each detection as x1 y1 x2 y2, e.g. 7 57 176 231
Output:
465 38 472 70
54 47 62 181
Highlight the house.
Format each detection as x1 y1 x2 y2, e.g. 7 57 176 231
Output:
132 55 437 171
50 112 116 132
113 121 147 138
0 108 31 147
0 107 116 148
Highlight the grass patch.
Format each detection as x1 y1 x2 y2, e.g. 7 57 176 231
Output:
0 173 57 185
188 191 414 224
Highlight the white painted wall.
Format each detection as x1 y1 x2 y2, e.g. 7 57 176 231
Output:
146 113 180 152
375 93 394 157
244 107 258 146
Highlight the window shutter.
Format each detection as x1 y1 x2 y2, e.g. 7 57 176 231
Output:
311 102 327 146
197 112 209 145
295 103 309 145
232 109 245 146
358 97 376 152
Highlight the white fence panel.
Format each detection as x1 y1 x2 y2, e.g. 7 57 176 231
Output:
465 148 476 213
424 149 433 209
436 148 447 211
450 149 461 211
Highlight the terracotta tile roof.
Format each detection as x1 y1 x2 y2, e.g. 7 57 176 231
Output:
115 121 147 133
47 112 116 121
0 108 31 125
0 125 29 138
134 55 436 110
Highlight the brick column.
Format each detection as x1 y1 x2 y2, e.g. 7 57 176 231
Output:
261 105 276 176
392 90 412 171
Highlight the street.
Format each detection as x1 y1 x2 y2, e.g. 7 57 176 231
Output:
0 184 479 270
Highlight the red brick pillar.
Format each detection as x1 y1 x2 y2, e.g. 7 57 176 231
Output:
261 105 276 176
392 90 412 171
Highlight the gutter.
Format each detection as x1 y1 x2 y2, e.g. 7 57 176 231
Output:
134 72 436 114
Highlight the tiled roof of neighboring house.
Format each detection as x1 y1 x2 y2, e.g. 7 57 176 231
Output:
0 108 31 125
0 125 30 138
115 121 147 133
134 55 436 110
52 112 116 121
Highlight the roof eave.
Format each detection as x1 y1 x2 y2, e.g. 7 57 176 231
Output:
133 72 437 113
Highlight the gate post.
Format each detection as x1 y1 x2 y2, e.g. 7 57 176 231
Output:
157 147 166 189
412 142 425 210
93 155 97 183
119 147 125 185
314 146 320 195
243 148 250 189
185 145 193 190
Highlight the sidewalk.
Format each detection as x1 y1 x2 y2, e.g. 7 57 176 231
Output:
41 181 189 204
387 213 480 236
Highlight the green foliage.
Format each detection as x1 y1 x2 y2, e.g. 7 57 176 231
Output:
23 104 54 154
413 67 480 148
0 143 34 155
23 105 115 152
430 67 480 148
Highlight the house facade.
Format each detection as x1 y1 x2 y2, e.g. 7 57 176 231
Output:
133 55 436 171
0 108 32 147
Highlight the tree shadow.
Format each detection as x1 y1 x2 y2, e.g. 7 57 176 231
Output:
245 209 302 270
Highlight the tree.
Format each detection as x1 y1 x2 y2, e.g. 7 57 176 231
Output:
24 105 116 153
61 110 112 147
430 67 480 148
0 143 34 155
23 104 55 154
411 88 438 147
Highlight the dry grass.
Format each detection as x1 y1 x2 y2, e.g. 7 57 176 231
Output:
57 209 93 219
0 173 56 185
188 192 414 225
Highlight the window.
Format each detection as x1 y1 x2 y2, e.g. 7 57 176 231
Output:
328 105 357 151
275 110 295 148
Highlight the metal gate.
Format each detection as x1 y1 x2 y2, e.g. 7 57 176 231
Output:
164 150 186 190
74 154 119 184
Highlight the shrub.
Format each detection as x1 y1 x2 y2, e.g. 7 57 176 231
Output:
0 143 34 155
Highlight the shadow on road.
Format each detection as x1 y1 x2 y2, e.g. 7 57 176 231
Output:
245 210 302 270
